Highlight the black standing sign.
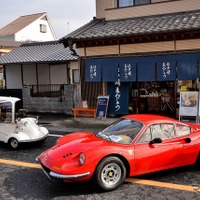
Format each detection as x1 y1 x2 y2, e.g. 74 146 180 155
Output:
96 95 109 118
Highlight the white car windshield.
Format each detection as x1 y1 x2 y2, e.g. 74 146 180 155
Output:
96 118 143 144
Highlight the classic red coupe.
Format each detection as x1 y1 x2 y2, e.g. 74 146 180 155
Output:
37 114 200 191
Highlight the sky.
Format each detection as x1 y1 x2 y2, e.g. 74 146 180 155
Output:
0 0 96 39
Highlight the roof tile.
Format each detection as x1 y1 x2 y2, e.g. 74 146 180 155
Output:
62 10 200 41
0 41 78 64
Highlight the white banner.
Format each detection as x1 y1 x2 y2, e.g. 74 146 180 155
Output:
179 91 198 116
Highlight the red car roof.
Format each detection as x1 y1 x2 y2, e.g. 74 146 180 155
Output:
123 114 178 124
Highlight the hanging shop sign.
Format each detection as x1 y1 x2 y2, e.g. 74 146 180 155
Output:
85 59 101 82
115 65 121 112
107 82 129 115
119 57 137 82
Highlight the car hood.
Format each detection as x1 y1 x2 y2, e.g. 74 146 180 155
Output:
46 132 104 162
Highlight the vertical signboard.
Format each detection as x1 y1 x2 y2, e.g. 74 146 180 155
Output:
96 95 109 119
179 91 198 118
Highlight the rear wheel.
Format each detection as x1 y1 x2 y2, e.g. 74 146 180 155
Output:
9 138 19 149
94 157 127 191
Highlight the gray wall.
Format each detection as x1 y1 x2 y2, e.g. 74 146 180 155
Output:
22 84 75 115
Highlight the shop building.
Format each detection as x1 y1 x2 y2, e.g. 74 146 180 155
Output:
60 0 200 117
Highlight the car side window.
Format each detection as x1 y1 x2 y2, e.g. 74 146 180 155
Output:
0 102 12 123
138 123 174 143
175 124 191 137
138 127 152 143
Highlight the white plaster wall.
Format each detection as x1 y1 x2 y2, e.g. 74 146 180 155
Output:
15 18 56 42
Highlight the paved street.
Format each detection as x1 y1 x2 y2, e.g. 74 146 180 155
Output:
0 117 200 200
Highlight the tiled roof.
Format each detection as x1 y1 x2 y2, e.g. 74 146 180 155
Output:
0 40 21 48
0 41 78 64
0 13 46 36
61 10 200 41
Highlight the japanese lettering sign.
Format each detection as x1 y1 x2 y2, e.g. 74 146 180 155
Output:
89 65 97 80
123 64 132 80
85 59 101 82
162 62 171 79
115 66 121 112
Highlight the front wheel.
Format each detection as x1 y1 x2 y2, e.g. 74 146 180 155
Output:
194 152 200 169
9 138 19 149
94 157 127 191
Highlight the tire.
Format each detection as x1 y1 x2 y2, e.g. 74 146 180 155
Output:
195 152 200 168
9 138 19 149
94 156 127 191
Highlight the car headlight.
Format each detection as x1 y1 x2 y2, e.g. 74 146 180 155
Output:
79 153 86 165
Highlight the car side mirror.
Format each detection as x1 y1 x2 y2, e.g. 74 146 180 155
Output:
149 138 162 145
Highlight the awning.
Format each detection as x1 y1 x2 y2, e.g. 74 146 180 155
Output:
137 57 156 82
85 59 101 82
85 53 200 83
156 55 176 81
177 54 198 80
102 58 118 82
118 57 137 82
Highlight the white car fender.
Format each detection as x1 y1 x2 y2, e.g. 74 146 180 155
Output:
5 132 30 143
39 126 49 135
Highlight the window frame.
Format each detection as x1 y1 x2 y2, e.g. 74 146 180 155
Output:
137 123 175 143
175 123 191 137
40 24 47 33
118 0 151 8
72 69 80 83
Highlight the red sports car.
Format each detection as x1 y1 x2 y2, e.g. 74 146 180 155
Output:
37 114 200 191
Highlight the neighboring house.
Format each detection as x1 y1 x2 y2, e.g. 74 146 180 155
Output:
0 40 21 88
0 13 56 42
0 40 21 56
0 41 79 114
60 0 200 116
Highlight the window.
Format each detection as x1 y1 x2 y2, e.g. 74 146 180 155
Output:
135 0 151 5
72 69 79 83
175 124 191 137
0 102 12 122
138 123 174 143
40 24 47 33
119 0 133 7
118 0 150 7
96 118 143 144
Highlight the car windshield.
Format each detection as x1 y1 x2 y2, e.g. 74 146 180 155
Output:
96 118 143 144
0 102 12 123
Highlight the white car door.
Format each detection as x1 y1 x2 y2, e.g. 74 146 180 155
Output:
0 122 16 142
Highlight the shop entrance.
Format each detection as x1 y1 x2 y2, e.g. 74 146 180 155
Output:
129 81 176 116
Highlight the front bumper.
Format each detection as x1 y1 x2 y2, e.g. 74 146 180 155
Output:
36 158 90 180
49 171 90 180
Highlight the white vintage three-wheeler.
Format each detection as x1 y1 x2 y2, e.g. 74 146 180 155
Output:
0 96 48 149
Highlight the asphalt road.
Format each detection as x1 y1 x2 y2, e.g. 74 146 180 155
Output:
1 131 200 200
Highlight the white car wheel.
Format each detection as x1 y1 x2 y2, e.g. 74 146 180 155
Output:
9 138 19 149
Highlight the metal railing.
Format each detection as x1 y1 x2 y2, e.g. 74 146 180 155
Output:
29 84 65 97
